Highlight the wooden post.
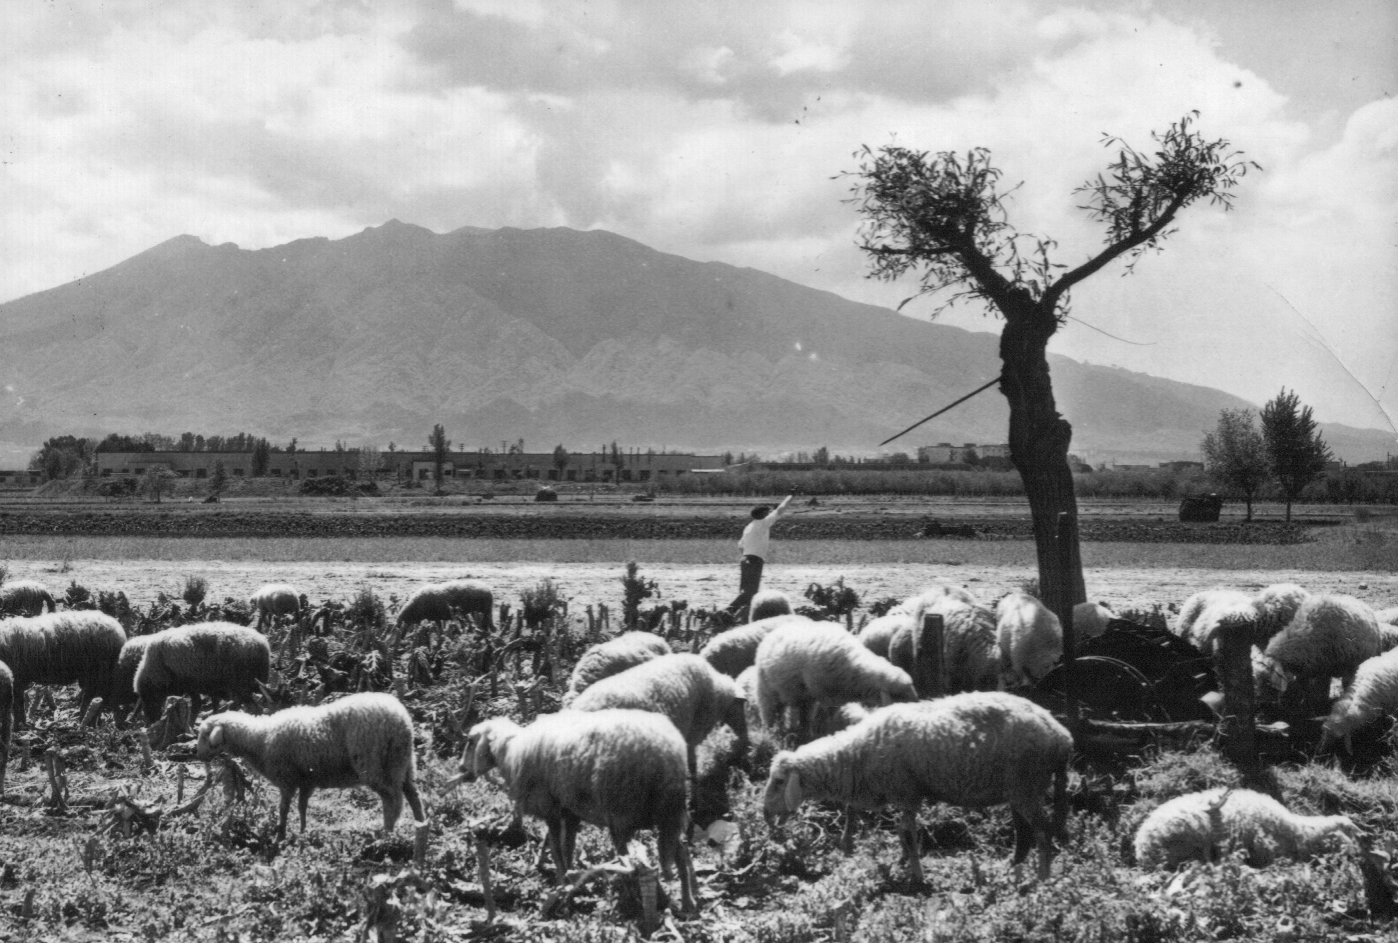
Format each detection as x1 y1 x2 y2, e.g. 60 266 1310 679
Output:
912 613 946 699
1213 618 1273 795
1056 512 1079 728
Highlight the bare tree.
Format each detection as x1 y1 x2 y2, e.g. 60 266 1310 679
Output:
1261 388 1332 522
428 424 451 493
1201 408 1270 522
848 112 1257 621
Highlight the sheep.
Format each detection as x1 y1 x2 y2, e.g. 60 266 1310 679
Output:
1133 787 1358 870
395 580 494 631
860 597 998 695
567 653 748 794
754 620 917 738
763 692 1073 883
749 589 793 622
195 692 424 839
1172 589 1258 653
1379 621 1398 653
134 622 271 724
0 660 11 793
564 631 671 705
1264 594 1382 688
700 614 814 679
0 580 56 617
995 591 1063 688
1320 646 1398 751
251 583 303 631
1253 583 1311 640
0 611 127 727
457 710 696 912
107 634 158 723
1375 606 1398 627
1071 601 1114 640
737 665 867 740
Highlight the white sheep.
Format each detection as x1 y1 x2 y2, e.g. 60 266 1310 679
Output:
860 597 998 694
749 589 793 622
395 580 494 631
1379 621 1398 653
0 660 11 793
1320 646 1398 751
563 631 671 705
1253 583 1311 640
134 622 271 724
567 653 748 783
195 692 425 839
1376 606 1398 627
458 710 696 912
251 583 303 631
737 665 869 741
700 614 814 679
763 692 1073 882
1173 589 1258 653
1071 601 1114 640
1133 787 1359 869
1264 593 1382 687
754 620 917 738
995 591 1062 688
107 634 158 724
0 611 127 727
0 580 56 617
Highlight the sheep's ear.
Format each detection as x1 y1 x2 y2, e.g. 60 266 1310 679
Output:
783 770 803 810
210 725 225 750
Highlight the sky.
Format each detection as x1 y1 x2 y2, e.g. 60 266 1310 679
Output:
3 0 1396 436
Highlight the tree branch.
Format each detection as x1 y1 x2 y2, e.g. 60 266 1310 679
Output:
1043 192 1187 312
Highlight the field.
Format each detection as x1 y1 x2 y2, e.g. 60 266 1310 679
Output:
2 499 1398 941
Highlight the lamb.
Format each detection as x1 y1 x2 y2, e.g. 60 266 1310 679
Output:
0 611 127 727
251 583 303 631
1071 601 1114 641
749 589 793 622
567 653 748 788
754 620 917 737
762 692 1073 882
1173 589 1258 652
563 631 672 705
1264 593 1382 687
995 591 1062 688
1133 787 1358 869
700 614 813 679
860 596 998 694
457 710 696 912
0 660 11 793
395 580 494 631
1320 646 1398 751
195 692 424 839
0 580 56 617
134 622 271 724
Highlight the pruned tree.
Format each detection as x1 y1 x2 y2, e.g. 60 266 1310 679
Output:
429 424 451 493
552 444 569 481
848 112 1257 622
1261 388 1332 522
1201 408 1270 522
210 461 228 498
251 438 272 477
139 466 177 504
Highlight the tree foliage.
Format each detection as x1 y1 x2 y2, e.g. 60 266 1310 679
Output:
30 435 94 480
1201 408 1270 521
1260 388 1332 521
428 424 451 492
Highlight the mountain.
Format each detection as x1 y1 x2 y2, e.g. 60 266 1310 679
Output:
0 221 1392 464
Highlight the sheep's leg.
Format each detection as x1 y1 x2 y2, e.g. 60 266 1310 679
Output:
686 743 699 817
661 825 698 913
561 812 581 872
11 683 26 729
277 789 294 840
298 787 315 833
402 776 425 824
900 810 925 884
841 806 859 854
544 817 568 884
375 787 404 832
1010 808 1034 867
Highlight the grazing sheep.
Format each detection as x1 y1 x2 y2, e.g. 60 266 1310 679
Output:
395 580 494 631
568 653 748 790
196 692 424 839
0 580 56 617
754 621 917 737
1320 646 1398 751
251 583 303 631
995 592 1063 688
1253 584 1311 640
1379 621 1398 653
763 692 1073 882
564 632 672 705
458 710 696 912
107 634 158 722
1071 601 1114 641
1173 589 1258 652
1264 594 1382 687
887 584 978 618
1133 787 1358 870
134 622 271 724
700 614 813 679
749 589 793 622
860 597 998 695
0 660 11 793
1374 607 1398 628
0 611 127 727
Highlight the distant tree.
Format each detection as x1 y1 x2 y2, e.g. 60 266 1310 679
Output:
194 434 206 451
353 443 383 480
962 446 981 466
251 438 272 477
609 441 625 482
1201 408 1270 521
94 433 154 453
29 436 93 480
429 424 451 492
139 466 177 503
210 461 228 497
848 111 1257 622
178 432 196 451
721 451 735 466
813 446 830 465
886 452 913 465
552 444 569 479
286 437 298 454
1260 389 1332 522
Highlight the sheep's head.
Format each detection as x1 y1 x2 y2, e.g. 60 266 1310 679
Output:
1309 815 1363 856
195 716 230 760
762 753 802 824
453 717 516 785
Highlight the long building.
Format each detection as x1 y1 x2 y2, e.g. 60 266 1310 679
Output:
93 449 724 484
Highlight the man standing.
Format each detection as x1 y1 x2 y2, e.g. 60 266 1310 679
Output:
727 494 794 617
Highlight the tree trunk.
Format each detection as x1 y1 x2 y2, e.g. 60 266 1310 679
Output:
999 304 1087 624
1244 493 1253 522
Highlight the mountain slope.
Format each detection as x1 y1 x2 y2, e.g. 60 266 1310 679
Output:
0 222 1390 463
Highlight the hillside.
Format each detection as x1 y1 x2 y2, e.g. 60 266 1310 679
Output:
0 221 1390 463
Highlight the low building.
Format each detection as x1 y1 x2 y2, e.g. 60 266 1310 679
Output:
0 469 41 488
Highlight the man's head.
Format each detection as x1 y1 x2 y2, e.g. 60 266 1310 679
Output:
751 505 771 520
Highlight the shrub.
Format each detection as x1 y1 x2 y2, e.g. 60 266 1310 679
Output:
181 575 208 609
534 486 558 502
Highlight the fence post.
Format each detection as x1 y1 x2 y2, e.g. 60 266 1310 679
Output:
912 613 946 699
1056 511 1078 728
1213 618 1274 796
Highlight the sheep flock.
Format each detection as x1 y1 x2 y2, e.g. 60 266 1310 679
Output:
2 566 1398 939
